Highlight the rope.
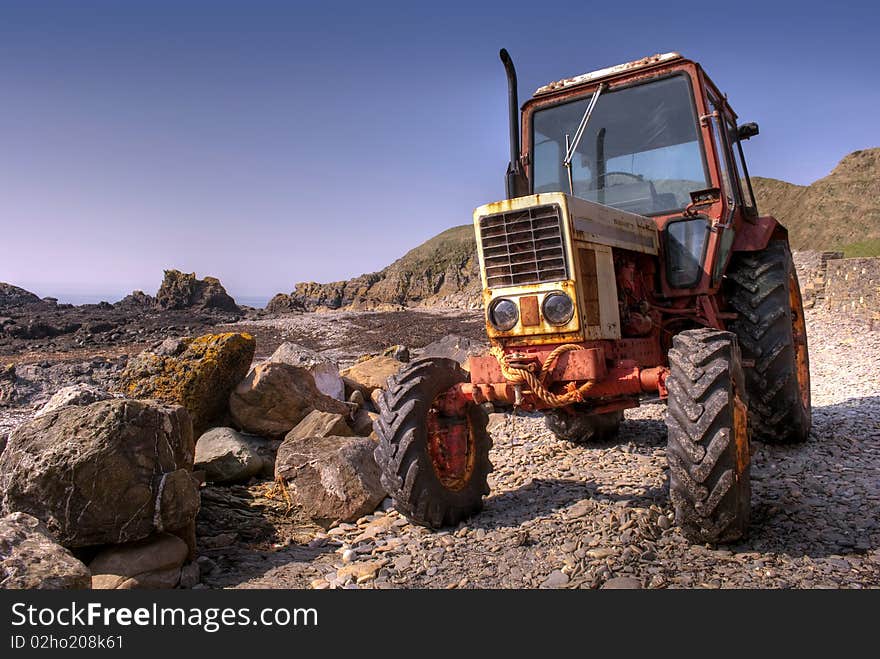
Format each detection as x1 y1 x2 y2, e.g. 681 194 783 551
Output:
490 344 597 408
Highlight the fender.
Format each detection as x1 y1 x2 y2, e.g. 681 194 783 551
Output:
731 215 789 251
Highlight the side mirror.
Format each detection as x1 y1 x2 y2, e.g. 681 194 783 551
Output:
737 122 759 141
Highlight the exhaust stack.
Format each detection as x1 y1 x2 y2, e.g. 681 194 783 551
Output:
500 48 523 199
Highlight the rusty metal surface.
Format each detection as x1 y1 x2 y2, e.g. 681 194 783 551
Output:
468 347 607 385
534 52 683 96
731 215 781 251
520 295 540 326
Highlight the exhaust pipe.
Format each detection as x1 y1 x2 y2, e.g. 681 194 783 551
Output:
500 48 523 199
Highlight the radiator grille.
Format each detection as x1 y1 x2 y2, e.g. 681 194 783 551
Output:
479 204 567 288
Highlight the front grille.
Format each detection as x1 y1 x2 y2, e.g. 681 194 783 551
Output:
479 204 568 288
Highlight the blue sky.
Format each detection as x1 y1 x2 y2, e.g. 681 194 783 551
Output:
1 0 878 302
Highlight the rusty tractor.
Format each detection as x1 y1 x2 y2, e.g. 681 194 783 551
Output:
373 51 811 543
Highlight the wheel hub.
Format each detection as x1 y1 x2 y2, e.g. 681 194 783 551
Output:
426 408 475 491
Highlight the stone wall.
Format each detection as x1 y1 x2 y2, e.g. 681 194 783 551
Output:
824 258 880 322
793 250 879 322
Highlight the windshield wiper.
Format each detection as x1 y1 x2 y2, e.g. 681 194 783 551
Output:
562 82 607 195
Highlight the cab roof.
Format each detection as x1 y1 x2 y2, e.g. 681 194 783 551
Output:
534 52 684 97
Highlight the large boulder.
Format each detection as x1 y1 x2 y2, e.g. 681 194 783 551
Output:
340 356 404 395
275 435 385 527
229 362 349 439
35 383 111 418
0 399 199 549
118 332 255 436
194 427 275 483
0 512 91 589
89 533 188 590
268 342 345 401
154 269 240 313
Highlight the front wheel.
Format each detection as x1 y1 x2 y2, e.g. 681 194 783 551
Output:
666 329 751 544
373 357 492 529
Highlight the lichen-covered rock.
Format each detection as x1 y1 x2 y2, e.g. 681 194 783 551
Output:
229 362 350 439
34 383 111 418
118 332 255 436
0 399 198 549
194 427 274 483
154 269 240 313
275 435 385 527
89 533 188 590
268 342 345 400
0 512 91 589
340 356 404 394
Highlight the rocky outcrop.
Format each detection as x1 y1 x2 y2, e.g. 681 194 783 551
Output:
271 225 481 311
154 270 241 313
115 290 154 309
0 399 198 549
0 283 45 310
229 362 350 439
34 383 112 418
89 533 188 590
118 332 255 436
0 512 91 589
268 342 345 400
275 435 385 527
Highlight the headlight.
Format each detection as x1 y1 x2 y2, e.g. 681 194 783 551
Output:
488 298 518 331
542 292 574 325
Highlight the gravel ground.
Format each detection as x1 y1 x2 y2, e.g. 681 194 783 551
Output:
195 308 880 589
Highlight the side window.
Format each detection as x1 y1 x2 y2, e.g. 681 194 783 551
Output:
729 131 757 213
707 95 735 208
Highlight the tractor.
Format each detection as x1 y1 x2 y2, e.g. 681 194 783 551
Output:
373 51 811 543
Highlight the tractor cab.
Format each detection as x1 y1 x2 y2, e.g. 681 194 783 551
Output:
505 52 766 298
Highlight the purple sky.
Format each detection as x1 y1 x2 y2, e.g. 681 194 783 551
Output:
2 1 878 303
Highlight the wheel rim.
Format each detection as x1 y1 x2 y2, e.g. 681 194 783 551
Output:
732 385 750 476
788 272 811 411
426 403 476 492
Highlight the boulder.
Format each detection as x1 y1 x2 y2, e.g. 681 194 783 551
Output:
34 383 112 418
194 427 273 483
0 399 199 549
382 345 410 362
89 533 188 590
268 342 345 400
154 269 240 313
350 408 378 437
340 356 404 395
118 332 255 436
265 293 304 314
0 512 91 589
418 334 486 367
275 435 385 527
229 362 349 439
285 410 353 442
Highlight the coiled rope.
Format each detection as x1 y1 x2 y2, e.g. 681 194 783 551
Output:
489 344 596 408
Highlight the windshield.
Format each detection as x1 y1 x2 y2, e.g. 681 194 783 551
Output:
532 74 709 216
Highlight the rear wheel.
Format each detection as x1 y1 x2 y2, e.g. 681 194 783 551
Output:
373 357 492 528
725 240 811 443
666 329 751 544
544 407 623 444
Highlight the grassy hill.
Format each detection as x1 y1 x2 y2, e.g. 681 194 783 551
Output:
753 147 880 255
